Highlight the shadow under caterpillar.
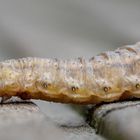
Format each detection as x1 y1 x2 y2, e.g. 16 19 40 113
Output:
1 42 140 104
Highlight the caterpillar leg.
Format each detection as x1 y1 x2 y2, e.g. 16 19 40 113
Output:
0 96 24 104
1 96 11 104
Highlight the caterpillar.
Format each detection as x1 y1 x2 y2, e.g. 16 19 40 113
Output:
0 42 140 104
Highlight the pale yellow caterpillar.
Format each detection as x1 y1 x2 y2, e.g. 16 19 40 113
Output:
1 42 140 104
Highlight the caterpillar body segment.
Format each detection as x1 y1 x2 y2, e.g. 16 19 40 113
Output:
0 42 140 104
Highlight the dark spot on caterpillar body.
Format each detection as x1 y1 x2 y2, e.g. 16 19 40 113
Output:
136 84 140 89
36 80 51 89
103 87 111 92
41 82 52 91
71 86 79 92
42 82 50 89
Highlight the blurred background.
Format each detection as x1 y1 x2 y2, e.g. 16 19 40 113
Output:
0 0 140 60
0 0 140 123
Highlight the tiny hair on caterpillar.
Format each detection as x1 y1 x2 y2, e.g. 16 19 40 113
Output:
0 42 140 104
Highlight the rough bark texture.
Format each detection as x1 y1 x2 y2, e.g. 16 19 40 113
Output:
0 101 104 140
91 100 140 140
